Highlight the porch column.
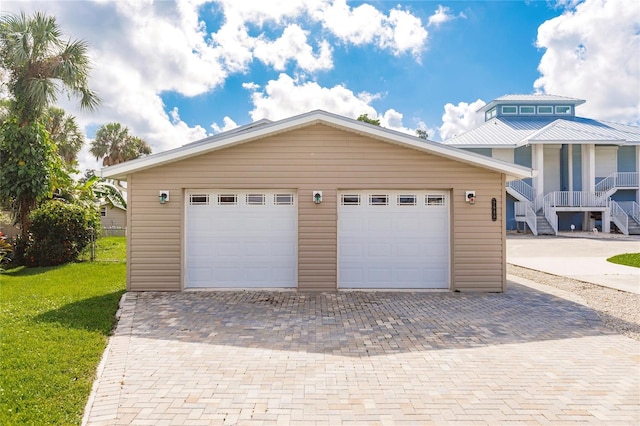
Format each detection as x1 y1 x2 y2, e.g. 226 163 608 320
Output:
637 146 640 202
582 144 595 230
568 144 573 192
532 144 544 201
582 144 595 192
602 210 610 233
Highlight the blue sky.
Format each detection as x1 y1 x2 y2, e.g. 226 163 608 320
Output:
2 0 639 172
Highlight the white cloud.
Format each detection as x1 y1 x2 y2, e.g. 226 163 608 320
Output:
534 0 640 124
211 116 239 133
246 73 377 120
316 1 428 58
244 73 431 138
427 5 455 27
2 0 436 174
253 24 333 72
438 99 486 140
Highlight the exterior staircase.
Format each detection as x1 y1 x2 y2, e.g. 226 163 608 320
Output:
628 220 640 235
535 212 555 235
508 172 639 236
617 201 640 235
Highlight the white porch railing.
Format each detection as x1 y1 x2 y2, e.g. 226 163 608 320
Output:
545 191 610 208
515 201 538 235
595 172 639 192
610 201 629 235
506 179 534 201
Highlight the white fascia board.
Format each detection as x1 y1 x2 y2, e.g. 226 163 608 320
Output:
101 110 532 181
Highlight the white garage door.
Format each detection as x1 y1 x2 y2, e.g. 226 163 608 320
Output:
338 191 450 289
185 190 297 288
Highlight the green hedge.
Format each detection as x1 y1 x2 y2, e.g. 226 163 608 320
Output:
26 201 100 267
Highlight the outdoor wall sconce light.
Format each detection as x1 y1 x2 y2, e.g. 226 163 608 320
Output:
465 190 476 205
313 190 323 204
159 190 170 204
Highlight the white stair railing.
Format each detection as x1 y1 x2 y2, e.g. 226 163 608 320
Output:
618 201 640 224
633 201 640 224
515 201 538 235
610 201 629 235
595 174 615 193
595 172 639 192
543 194 558 235
506 179 534 201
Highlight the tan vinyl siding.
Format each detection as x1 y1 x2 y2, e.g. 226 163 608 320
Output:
127 124 506 292
99 206 127 229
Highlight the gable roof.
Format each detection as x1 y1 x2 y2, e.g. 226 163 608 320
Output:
478 94 586 113
443 116 640 148
101 110 531 181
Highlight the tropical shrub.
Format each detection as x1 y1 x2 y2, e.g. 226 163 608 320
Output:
25 201 100 266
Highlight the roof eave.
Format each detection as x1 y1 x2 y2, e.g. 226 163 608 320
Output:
100 110 532 181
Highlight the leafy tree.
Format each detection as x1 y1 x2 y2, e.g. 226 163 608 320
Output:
44 107 85 165
0 12 99 236
0 117 65 234
90 122 151 166
416 129 428 139
356 113 381 126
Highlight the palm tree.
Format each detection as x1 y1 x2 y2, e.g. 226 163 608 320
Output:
90 122 152 166
45 107 85 165
0 11 100 126
0 12 100 236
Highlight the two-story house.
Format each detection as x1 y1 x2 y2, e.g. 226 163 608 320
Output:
443 94 640 235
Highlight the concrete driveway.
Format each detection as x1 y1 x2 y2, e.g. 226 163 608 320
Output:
507 233 640 294
84 282 639 425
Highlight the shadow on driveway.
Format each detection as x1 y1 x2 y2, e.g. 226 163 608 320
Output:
119 282 616 357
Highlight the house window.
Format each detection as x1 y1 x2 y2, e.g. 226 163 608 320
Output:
501 106 517 114
218 194 237 205
426 195 445 206
189 194 209 205
100 206 107 217
341 195 360 205
246 194 265 205
537 106 553 114
369 195 389 206
555 105 571 114
485 107 497 121
397 195 416 206
274 194 294 205
519 106 535 114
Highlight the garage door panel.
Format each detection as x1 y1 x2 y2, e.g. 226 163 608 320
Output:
368 243 392 257
339 190 449 289
186 190 297 288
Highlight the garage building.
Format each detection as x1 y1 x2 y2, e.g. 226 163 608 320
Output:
101 110 531 292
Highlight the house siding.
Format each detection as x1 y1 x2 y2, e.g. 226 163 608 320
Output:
100 206 127 229
125 124 506 292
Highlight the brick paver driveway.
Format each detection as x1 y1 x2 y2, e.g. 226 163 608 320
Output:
85 279 639 425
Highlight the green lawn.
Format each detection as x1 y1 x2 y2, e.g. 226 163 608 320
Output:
607 252 640 268
0 237 126 425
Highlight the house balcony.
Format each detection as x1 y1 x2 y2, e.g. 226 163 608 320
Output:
510 172 639 236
